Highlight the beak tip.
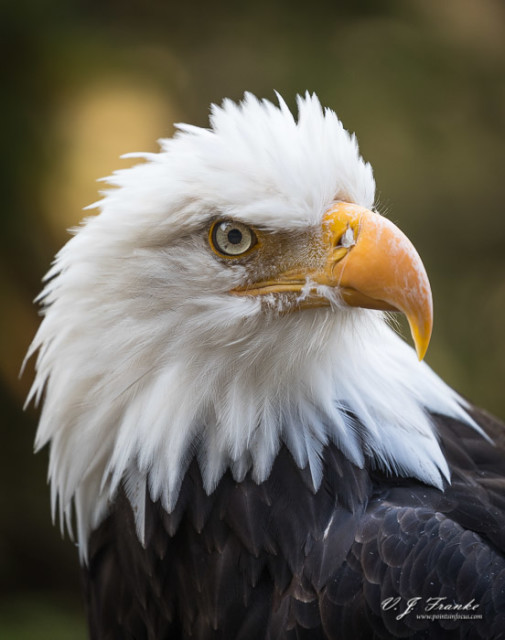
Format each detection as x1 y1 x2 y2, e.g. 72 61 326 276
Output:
416 345 427 362
412 324 432 362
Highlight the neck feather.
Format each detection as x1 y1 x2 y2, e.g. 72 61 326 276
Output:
31 308 475 560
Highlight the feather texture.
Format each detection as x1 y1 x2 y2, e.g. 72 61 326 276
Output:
27 91 505 639
83 409 505 639
26 93 479 558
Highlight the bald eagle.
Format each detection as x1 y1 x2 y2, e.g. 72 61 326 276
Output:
27 94 505 639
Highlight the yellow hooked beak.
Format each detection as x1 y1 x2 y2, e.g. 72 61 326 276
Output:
231 202 433 360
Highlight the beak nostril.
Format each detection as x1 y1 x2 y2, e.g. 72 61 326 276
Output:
337 225 356 249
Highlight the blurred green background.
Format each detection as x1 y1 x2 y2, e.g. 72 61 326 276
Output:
2 0 505 637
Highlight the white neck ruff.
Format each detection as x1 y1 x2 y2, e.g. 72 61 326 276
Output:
29 303 475 560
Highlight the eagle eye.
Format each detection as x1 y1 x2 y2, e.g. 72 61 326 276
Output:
209 220 258 258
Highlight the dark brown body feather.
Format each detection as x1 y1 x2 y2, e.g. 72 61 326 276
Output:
84 409 505 639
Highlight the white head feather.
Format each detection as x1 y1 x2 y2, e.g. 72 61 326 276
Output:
27 93 474 560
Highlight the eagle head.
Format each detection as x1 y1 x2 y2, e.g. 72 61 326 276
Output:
27 93 472 555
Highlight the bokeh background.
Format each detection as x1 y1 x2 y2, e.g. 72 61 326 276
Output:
2 0 505 637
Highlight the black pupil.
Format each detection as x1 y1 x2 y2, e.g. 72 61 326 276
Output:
227 228 243 245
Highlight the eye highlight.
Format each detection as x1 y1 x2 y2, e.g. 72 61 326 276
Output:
209 220 258 258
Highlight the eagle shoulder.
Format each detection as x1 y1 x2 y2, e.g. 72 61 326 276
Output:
84 413 505 639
